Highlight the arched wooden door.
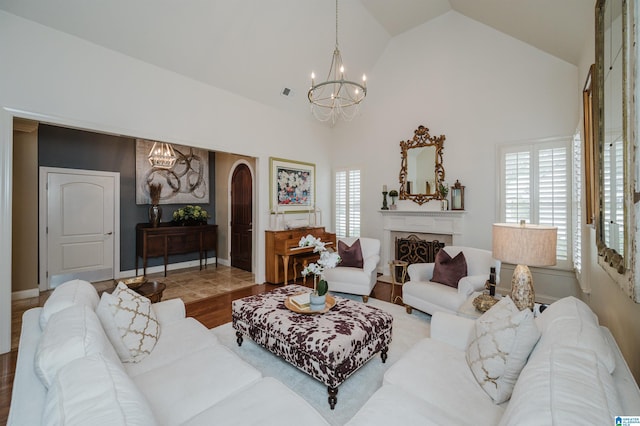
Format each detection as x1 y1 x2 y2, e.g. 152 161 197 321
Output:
230 163 252 271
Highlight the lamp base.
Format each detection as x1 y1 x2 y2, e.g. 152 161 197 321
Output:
511 264 535 311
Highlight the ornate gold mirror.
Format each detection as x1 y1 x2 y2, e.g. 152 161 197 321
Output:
399 125 445 205
595 0 639 301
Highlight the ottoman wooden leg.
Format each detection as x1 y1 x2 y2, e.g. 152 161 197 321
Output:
381 347 388 363
235 331 244 346
362 295 369 303
328 386 338 410
405 305 413 314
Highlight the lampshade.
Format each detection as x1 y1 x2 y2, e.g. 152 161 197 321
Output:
492 223 557 267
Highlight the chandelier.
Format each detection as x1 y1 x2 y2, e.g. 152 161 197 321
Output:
148 141 177 169
308 0 367 124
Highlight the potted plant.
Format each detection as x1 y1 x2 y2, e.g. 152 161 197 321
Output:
172 205 209 225
388 189 398 209
438 182 449 210
298 234 341 311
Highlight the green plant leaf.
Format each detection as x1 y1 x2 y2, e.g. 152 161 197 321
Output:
316 279 328 296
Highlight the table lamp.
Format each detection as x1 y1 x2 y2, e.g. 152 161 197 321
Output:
492 222 557 311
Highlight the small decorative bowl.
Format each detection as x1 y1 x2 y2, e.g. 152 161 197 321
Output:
473 294 499 313
120 276 146 289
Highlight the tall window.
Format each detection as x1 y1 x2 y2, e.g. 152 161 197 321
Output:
335 168 360 237
499 138 571 268
572 131 582 274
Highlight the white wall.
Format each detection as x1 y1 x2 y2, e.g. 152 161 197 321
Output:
333 11 579 250
0 10 332 353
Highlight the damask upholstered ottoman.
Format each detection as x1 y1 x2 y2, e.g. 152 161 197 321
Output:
232 285 393 409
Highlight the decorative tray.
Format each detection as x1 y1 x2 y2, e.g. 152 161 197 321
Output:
285 293 337 315
120 275 147 289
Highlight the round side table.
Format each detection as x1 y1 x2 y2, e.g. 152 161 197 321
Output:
389 260 409 304
134 281 166 303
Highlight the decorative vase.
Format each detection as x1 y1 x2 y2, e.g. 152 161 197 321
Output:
309 293 326 311
441 199 448 211
149 204 162 227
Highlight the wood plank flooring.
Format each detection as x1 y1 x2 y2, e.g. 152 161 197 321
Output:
0 276 401 424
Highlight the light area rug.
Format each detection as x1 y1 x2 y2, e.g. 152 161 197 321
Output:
211 294 431 426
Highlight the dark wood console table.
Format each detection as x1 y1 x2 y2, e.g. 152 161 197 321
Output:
136 223 218 277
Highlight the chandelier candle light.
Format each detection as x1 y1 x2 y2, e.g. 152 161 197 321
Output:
308 0 367 124
492 222 557 311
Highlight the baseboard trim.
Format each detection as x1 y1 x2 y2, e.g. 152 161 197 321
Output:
117 257 219 279
12 288 39 301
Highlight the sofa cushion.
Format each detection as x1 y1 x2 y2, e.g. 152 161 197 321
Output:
466 296 540 403
535 296 615 373
431 249 467 288
183 377 328 426
132 345 262 426
498 346 622 426
43 353 158 426
338 238 364 268
384 338 506 424
96 283 159 363
35 305 121 389
39 279 99 329
124 317 219 378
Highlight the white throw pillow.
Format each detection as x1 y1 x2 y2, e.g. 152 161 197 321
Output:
39 279 99 329
466 296 541 404
35 305 121 389
43 353 158 426
96 283 160 363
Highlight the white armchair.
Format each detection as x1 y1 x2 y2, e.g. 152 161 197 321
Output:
403 246 500 316
323 237 381 302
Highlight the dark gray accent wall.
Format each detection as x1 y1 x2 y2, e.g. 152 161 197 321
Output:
38 124 215 272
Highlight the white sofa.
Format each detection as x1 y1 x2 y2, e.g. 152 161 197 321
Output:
323 237 380 302
8 280 328 426
403 245 501 315
347 296 640 425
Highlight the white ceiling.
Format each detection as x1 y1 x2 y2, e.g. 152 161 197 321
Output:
0 0 593 118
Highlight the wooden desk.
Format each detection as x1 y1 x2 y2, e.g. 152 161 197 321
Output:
265 227 336 284
136 223 218 277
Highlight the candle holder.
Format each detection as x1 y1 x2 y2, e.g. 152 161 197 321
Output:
381 191 389 210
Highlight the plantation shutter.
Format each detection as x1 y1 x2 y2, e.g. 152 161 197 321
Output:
335 170 347 237
335 168 361 238
572 132 582 273
504 151 531 224
538 146 568 260
500 138 571 267
348 170 361 237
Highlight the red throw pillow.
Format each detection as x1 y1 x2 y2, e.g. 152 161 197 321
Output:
431 249 468 288
338 239 364 268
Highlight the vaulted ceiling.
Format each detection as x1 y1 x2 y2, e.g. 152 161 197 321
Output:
0 0 593 119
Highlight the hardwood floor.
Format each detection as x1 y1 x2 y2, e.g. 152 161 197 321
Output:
0 277 401 424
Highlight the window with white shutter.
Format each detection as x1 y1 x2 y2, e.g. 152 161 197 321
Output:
335 168 360 238
499 138 572 268
572 132 582 274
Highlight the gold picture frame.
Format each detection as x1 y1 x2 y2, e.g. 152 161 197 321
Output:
269 157 315 213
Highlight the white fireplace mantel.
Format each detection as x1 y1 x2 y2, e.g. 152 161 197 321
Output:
379 209 467 275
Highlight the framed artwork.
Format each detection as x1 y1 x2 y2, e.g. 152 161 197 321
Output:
270 157 315 213
135 139 210 204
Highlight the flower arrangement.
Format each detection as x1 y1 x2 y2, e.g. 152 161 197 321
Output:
149 183 162 205
438 182 449 199
298 234 341 296
172 205 209 225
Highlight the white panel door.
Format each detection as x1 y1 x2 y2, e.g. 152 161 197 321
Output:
46 171 115 288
